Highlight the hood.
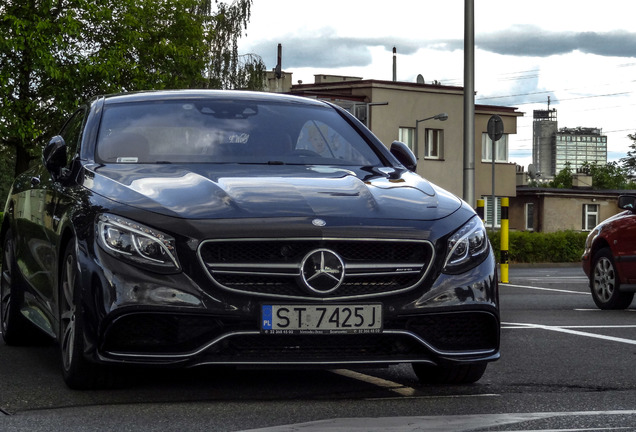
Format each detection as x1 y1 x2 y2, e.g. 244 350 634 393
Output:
83 164 462 221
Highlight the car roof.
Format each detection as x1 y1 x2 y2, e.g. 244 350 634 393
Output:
101 89 328 107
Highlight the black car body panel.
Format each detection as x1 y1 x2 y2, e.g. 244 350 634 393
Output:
1 90 499 387
84 164 460 221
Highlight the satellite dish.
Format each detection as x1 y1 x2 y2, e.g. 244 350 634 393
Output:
528 164 537 180
416 74 425 84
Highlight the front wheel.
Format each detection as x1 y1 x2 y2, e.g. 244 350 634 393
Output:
59 240 116 389
412 362 487 385
590 248 634 310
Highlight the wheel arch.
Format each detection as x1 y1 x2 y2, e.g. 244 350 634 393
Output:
590 237 611 263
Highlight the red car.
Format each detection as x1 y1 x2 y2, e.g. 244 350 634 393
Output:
582 195 636 309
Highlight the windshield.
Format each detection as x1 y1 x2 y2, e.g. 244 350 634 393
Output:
95 99 382 166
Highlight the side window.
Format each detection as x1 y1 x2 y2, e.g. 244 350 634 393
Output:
582 204 599 231
425 128 444 159
525 202 535 231
59 109 87 166
482 133 509 162
398 127 415 152
482 195 501 228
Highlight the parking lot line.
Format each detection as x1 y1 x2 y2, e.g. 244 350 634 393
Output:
504 283 589 295
331 369 421 397
503 322 636 345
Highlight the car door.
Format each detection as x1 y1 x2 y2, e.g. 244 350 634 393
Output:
612 212 636 283
12 109 87 335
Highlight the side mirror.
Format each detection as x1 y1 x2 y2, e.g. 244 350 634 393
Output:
43 135 68 180
390 141 417 172
618 195 636 211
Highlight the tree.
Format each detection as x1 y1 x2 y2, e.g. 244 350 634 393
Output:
0 0 264 186
620 132 636 175
199 0 265 90
548 163 573 189
581 161 636 190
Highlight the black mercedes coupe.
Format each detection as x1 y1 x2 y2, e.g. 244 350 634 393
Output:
1 90 499 389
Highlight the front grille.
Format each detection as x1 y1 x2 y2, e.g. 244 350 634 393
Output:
197 238 435 300
203 333 431 361
390 311 499 351
100 311 499 361
101 314 249 354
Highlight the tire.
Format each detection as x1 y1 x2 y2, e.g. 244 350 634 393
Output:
59 239 116 389
1 229 35 345
412 362 487 385
590 248 634 310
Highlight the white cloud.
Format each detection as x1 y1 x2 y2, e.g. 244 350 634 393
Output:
239 0 636 166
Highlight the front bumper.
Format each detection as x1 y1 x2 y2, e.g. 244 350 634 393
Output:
81 243 500 368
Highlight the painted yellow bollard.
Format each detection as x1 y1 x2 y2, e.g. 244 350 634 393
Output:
476 199 485 222
500 197 509 283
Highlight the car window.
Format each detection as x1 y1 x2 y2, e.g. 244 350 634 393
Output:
60 108 86 166
95 100 382 166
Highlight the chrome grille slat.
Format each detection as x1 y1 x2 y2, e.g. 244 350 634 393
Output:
197 238 435 300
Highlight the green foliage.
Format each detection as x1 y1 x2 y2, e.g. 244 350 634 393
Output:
0 0 265 206
548 163 573 188
538 160 635 190
488 230 588 263
0 145 16 208
620 132 636 175
582 161 636 190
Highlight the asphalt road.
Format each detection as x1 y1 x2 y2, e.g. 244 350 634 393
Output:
1 264 636 431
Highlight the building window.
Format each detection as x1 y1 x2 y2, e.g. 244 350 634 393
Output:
425 128 444 159
398 127 415 152
482 196 501 228
525 203 534 231
582 204 599 231
481 133 508 162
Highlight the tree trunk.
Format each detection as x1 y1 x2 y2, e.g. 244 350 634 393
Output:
14 144 33 177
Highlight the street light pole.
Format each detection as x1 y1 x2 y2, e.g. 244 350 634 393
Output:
415 113 448 156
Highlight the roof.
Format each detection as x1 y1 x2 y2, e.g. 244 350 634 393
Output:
101 89 326 106
292 78 465 93
516 187 636 198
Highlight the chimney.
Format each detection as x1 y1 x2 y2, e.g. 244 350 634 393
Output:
275 43 282 79
392 47 397 81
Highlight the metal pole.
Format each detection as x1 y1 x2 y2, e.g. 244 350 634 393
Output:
492 137 495 233
463 0 475 207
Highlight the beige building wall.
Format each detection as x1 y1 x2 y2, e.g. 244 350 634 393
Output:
510 190 625 232
475 108 523 202
364 85 465 195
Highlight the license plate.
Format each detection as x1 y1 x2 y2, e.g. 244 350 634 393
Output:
261 304 382 334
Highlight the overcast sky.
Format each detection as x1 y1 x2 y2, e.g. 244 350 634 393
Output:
238 0 636 169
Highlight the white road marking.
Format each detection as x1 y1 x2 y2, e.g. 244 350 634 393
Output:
240 411 636 431
503 283 589 295
574 308 636 312
503 322 636 345
524 276 589 280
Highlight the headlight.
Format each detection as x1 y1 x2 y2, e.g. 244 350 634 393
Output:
584 228 599 251
97 213 180 273
443 216 489 274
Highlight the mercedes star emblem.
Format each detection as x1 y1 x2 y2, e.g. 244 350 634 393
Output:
300 249 345 294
